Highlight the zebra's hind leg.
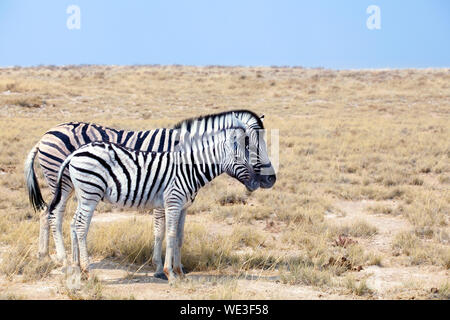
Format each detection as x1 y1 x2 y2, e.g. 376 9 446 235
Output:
65 214 82 290
38 207 49 259
48 187 72 267
39 170 69 259
38 171 55 259
173 209 187 278
72 202 96 278
163 207 182 284
70 214 80 267
152 207 166 279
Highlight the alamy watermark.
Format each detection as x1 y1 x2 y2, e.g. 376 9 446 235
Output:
366 5 381 30
64 5 381 33
66 5 81 30
175 128 279 176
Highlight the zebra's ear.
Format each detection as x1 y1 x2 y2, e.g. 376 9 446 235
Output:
260 114 265 122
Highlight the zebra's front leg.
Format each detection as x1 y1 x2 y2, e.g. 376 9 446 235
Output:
163 207 181 284
152 207 166 279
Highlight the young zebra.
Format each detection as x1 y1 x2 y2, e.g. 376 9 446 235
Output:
47 116 260 281
24 110 270 268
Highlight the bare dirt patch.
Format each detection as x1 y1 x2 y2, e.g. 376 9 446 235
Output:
329 200 449 299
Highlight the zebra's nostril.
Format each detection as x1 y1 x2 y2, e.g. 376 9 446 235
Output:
258 174 276 188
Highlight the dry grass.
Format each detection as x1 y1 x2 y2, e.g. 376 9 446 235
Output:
342 275 373 297
0 65 449 299
280 263 333 287
435 281 450 300
89 219 155 266
0 246 56 281
60 275 105 300
331 220 378 238
392 231 450 268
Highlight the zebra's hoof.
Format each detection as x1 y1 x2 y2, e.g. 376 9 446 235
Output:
154 272 168 280
80 266 91 280
37 252 48 260
50 254 67 267
182 266 189 275
66 265 81 276
65 266 81 290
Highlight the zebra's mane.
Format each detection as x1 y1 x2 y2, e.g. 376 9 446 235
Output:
176 119 247 150
84 125 244 155
173 109 264 131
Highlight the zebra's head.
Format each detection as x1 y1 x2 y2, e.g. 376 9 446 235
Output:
175 110 276 191
222 114 276 192
245 117 276 189
223 127 259 192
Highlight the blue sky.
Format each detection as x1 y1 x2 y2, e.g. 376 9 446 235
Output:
0 0 449 69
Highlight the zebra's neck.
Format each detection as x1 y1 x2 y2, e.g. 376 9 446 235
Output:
174 133 226 193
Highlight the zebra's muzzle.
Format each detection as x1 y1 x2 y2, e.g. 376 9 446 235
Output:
245 178 260 192
258 174 276 188
256 162 276 188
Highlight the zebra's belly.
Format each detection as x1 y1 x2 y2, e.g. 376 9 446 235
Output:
102 188 165 210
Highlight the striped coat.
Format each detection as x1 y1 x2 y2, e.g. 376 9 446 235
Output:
25 110 270 276
48 119 257 281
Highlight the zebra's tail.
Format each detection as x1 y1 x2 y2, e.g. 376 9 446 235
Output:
24 143 46 212
48 155 73 216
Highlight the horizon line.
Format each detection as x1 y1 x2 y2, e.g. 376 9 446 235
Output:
1 63 449 71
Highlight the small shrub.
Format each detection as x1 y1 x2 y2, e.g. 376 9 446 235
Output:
343 275 373 296
0 244 56 281
281 263 332 287
218 194 247 206
332 220 377 238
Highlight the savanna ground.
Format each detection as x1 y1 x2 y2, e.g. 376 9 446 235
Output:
0 65 448 300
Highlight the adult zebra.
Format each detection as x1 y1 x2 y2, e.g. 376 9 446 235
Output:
24 110 276 277
48 116 266 282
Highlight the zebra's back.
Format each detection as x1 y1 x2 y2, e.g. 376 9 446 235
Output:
37 122 177 190
67 141 175 210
